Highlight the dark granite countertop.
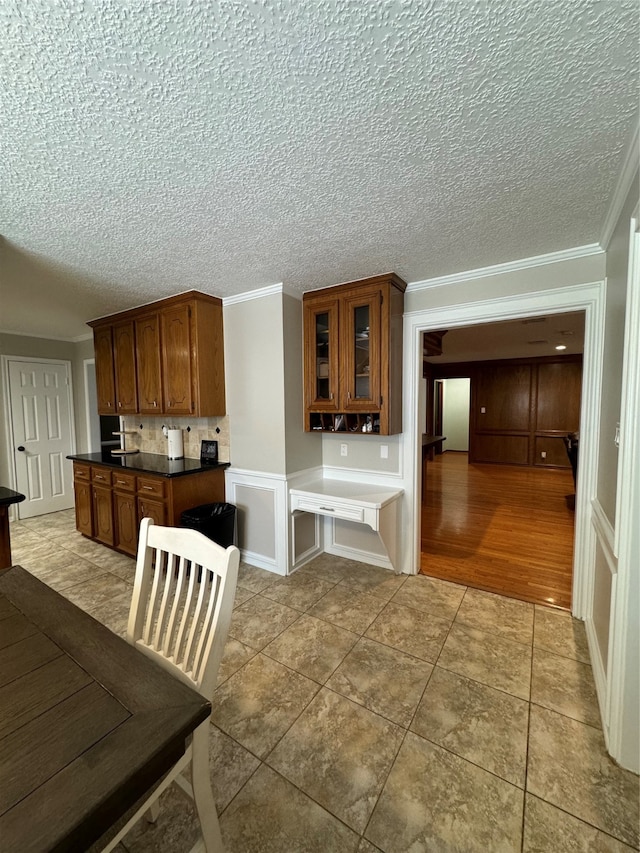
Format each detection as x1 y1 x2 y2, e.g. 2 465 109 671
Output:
67 452 230 479
0 487 26 507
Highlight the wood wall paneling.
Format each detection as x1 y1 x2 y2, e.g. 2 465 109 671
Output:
474 363 532 431
430 355 582 469
535 361 582 432
472 433 530 465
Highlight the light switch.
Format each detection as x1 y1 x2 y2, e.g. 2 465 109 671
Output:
480 407 486 414
380 445 388 459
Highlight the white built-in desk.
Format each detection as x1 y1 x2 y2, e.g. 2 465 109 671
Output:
289 478 404 573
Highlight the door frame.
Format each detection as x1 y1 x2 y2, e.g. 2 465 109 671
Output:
402 279 606 621
83 358 101 453
2 355 77 519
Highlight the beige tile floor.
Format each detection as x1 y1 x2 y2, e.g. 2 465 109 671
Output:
9 510 640 853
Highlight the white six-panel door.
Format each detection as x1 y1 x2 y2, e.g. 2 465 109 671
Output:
8 359 75 518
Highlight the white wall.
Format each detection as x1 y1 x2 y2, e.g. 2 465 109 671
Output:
442 378 470 451
597 169 639 772
224 292 287 475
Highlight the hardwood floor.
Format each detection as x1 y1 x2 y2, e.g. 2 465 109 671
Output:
420 452 575 609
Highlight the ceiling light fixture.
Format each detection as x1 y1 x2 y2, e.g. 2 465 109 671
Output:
555 344 567 351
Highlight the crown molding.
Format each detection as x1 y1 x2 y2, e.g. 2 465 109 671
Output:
406 244 603 293
600 117 640 250
0 328 87 343
222 282 301 306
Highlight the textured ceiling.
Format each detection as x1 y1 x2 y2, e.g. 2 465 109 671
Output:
1 0 638 340
424 311 585 363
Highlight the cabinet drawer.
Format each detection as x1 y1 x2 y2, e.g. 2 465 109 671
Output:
292 495 365 524
112 471 136 492
91 467 112 486
137 477 166 499
73 463 91 482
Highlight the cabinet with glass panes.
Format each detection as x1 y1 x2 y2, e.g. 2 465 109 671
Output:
302 273 406 435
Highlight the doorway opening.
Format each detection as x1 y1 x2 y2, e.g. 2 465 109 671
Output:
419 312 584 609
3 356 76 518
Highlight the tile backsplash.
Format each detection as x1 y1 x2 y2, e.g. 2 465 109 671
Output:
121 416 230 462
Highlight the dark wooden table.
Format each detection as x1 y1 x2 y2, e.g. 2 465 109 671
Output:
0 487 25 570
0 565 211 852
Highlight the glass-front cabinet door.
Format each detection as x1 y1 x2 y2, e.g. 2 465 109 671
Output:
342 288 381 411
303 298 340 411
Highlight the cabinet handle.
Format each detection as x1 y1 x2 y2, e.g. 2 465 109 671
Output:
142 485 153 491
153 400 157 407
347 391 351 401
118 402 122 408
319 506 335 512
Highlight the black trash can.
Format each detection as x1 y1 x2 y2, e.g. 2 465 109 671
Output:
180 502 237 548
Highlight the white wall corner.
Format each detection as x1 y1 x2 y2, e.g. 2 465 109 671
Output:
600 117 640 251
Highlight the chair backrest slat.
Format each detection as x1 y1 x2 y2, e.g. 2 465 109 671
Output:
128 518 240 697
173 560 199 668
192 573 221 684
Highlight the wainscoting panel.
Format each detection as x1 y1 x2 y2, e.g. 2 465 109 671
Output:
587 498 618 745
224 468 289 575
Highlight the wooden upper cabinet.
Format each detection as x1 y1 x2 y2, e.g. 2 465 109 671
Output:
161 303 194 415
303 297 340 412
88 291 225 417
112 320 138 414
135 313 163 414
302 273 406 435
94 325 116 414
341 286 382 412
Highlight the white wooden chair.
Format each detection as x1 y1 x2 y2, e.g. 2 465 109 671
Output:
101 517 240 853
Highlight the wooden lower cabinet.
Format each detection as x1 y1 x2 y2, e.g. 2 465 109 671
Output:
92 484 115 547
137 497 167 527
74 480 93 537
113 492 138 556
73 461 225 557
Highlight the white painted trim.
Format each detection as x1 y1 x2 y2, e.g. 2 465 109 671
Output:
405 244 603 293
590 499 617 574
1 355 77 519
287 466 325 487
600 119 640 250
83 358 99 454
607 205 640 771
222 282 301 307
225 466 288 482
402 280 606 618
290 510 323 570
325 540 394 572
322 465 404 483
585 615 610 744
237 548 286 576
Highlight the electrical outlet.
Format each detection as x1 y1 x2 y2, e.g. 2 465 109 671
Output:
480 407 486 414
380 444 388 459
541 451 547 459
340 443 348 457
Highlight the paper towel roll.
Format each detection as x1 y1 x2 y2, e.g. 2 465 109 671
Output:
167 429 184 460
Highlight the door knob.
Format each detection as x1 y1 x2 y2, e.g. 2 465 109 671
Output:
17 446 25 452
